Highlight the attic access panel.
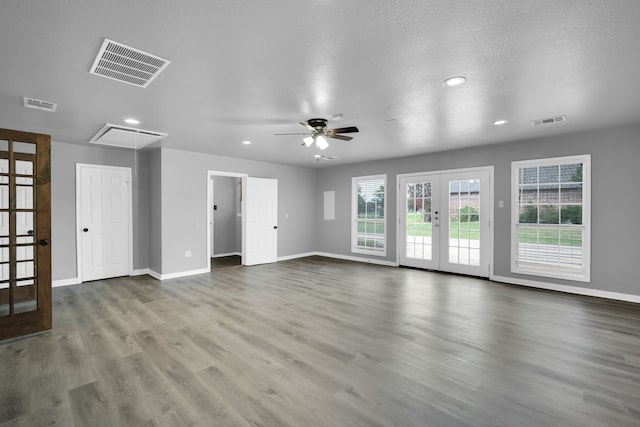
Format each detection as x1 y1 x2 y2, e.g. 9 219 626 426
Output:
89 39 170 88
90 124 167 149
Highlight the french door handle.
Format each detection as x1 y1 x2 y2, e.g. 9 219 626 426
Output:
273 226 278 229
83 228 89 232
39 239 49 246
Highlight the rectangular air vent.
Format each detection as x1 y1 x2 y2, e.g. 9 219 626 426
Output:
531 115 567 126
23 97 57 112
90 124 167 149
89 39 170 88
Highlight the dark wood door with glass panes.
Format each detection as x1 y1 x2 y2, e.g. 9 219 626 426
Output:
0 129 51 341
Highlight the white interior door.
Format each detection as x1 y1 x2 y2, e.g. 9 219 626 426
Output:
78 165 131 282
244 177 277 266
399 168 492 277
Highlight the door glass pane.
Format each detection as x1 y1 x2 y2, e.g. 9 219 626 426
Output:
0 177 8 209
0 212 8 237
14 280 37 314
17 260 35 279
16 184 34 209
448 179 480 266
406 181 432 260
16 212 34 236
0 287 8 317
13 142 36 154
15 160 34 176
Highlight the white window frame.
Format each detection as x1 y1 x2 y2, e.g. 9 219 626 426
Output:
511 154 591 282
351 174 387 256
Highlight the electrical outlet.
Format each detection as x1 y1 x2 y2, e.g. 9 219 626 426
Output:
185 250 192 258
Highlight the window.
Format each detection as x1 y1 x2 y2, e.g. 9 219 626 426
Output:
511 155 590 281
352 174 386 256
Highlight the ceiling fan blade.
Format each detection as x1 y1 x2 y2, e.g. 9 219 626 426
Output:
327 134 353 141
328 126 359 134
299 121 315 132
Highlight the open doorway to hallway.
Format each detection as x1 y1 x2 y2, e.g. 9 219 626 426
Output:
207 171 247 271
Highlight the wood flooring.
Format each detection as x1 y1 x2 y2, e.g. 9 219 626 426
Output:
211 255 242 270
1 256 640 426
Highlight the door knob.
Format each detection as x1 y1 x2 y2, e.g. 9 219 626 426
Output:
83 228 89 232
39 239 49 246
27 230 34 236
273 226 278 229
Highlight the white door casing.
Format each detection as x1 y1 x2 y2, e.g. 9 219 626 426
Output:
245 177 278 266
77 164 132 282
397 167 493 277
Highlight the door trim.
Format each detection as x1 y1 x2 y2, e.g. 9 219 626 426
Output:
396 166 494 277
75 164 133 282
206 170 247 271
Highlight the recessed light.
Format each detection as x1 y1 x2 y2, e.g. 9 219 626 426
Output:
242 140 252 145
331 113 344 121
493 119 508 125
124 118 140 125
442 76 467 88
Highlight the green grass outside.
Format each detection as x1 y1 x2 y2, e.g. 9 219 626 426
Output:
405 213 582 246
407 212 479 239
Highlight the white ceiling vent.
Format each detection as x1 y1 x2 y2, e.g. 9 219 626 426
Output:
23 97 57 112
90 124 167 149
89 39 170 88
531 115 567 126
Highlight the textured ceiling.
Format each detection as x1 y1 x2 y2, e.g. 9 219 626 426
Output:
1 0 640 167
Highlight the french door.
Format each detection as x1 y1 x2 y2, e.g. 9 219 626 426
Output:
398 168 492 277
0 128 51 341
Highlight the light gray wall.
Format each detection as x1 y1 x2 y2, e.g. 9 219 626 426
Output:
51 141 151 280
149 148 162 274
212 176 240 255
159 148 317 275
315 123 640 297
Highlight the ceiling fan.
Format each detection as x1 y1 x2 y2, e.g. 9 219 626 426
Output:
274 118 359 150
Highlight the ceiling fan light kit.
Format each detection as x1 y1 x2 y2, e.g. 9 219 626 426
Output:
315 135 329 150
275 117 359 153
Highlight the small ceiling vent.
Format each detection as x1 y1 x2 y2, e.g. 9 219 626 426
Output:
23 97 57 112
531 115 567 126
89 39 170 88
90 124 167 149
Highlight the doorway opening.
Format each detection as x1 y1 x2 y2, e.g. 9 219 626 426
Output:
207 171 247 271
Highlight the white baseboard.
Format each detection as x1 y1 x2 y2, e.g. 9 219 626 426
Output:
151 268 211 281
491 274 640 304
315 252 399 267
212 252 241 258
52 277 82 288
278 252 317 262
131 268 149 276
